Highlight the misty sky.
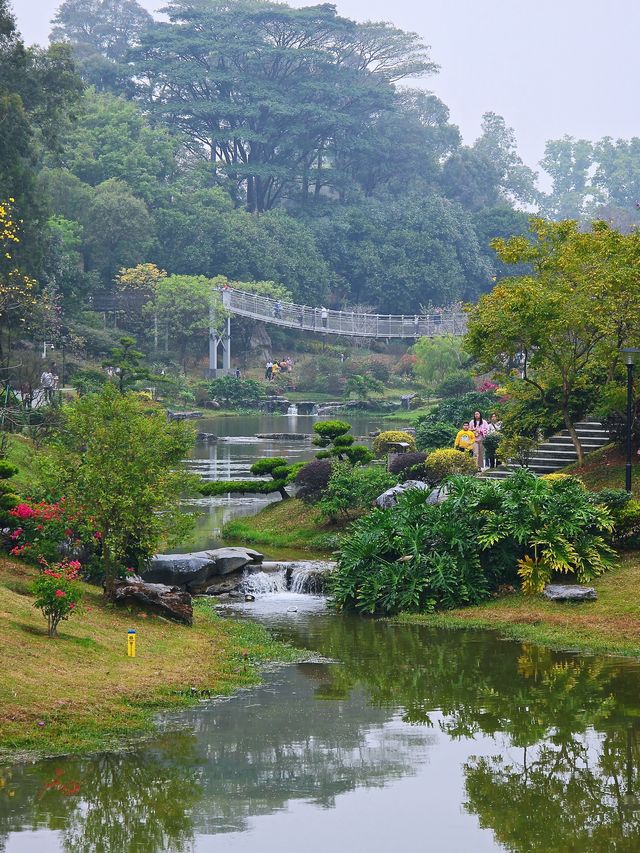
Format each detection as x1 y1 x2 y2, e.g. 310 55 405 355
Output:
12 0 640 174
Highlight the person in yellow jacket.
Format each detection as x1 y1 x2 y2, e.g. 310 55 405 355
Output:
454 422 476 454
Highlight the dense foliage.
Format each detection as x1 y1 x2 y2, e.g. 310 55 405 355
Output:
330 471 616 614
40 384 195 595
318 463 395 522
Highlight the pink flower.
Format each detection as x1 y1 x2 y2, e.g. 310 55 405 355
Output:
93 531 102 540
9 528 22 540
12 504 35 519
64 528 74 537
67 560 81 571
55 589 66 598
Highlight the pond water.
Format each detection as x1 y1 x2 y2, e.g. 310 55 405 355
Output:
176 412 391 554
4 592 640 852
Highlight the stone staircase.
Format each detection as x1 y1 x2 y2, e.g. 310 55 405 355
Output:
482 420 610 480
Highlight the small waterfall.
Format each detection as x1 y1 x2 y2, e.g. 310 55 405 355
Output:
286 404 298 416
240 569 287 594
290 568 327 595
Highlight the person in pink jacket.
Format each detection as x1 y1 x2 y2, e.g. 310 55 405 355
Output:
471 411 489 470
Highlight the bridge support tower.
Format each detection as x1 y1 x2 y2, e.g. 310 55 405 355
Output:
208 310 231 377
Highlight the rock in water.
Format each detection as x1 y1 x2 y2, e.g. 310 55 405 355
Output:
113 579 193 625
543 584 597 602
143 554 216 588
143 547 264 590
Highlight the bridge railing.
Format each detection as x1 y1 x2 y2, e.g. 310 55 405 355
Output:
223 288 467 338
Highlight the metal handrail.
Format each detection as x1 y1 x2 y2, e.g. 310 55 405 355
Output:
222 288 467 338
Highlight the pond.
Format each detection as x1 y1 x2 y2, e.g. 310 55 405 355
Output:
3 590 640 851
176 411 390 554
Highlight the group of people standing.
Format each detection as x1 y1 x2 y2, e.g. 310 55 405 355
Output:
264 357 293 381
454 411 501 470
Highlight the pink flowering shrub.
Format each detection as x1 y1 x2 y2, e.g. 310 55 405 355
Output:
32 559 83 637
475 379 499 393
8 500 98 566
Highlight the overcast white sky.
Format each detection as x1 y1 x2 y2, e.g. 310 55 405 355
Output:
12 0 640 172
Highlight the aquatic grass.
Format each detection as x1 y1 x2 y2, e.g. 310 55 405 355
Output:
0 556 301 761
398 551 640 658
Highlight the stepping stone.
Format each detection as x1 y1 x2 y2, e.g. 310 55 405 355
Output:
543 584 597 602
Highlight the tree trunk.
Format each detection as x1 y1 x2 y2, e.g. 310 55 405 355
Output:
562 401 584 466
103 537 116 600
277 486 290 500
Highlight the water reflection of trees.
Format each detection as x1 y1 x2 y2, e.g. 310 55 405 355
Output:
0 735 201 852
282 615 640 849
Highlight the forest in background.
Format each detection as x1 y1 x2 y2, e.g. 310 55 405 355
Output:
2 0 640 373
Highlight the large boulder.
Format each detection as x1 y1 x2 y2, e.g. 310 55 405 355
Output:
143 547 264 590
375 480 430 509
213 547 263 575
543 584 597 602
143 553 216 588
113 579 193 625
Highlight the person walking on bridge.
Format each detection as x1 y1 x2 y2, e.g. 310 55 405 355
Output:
321 306 328 329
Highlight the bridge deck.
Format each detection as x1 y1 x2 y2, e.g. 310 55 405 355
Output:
223 289 467 338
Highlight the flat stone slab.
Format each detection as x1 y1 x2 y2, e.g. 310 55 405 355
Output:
255 433 311 441
543 584 597 602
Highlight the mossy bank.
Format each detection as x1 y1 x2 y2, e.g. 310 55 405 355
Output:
0 557 302 762
222 498 346 552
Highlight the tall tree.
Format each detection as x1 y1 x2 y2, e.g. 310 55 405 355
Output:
50 0 153 91
133 0 434 211
466 219 640 463
539 136 597 219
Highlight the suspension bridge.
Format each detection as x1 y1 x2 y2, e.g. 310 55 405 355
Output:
210 287 468 374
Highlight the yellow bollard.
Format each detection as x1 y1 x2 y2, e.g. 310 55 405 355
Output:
127 629 136 658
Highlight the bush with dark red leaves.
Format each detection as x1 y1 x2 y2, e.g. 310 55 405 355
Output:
388 451 428 482
294 458 334 504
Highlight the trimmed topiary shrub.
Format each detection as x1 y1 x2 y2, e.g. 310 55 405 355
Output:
422 448 477 484
295 458 334 504
373 430 416 455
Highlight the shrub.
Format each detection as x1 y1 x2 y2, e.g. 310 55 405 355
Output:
361 357 391 382
330 470 617 614
209 377 265 408
312 420 351 446
8 499 98 566
423 390 502 428
609 499 640 550
373 430 416 455
32 559 83 637
295 458 334 504
388 451 428 482
0 460 19 526
435 371 475 398
392 353 417 377
71 368 108 397
319 463 396 521
422 448 477 484
497 434 538 467
415 420 457 452
592 488 631 511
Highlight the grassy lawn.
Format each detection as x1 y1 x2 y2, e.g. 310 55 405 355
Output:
0 556 300 760
401 552 640 657
223 498 346 552
564 443 640 496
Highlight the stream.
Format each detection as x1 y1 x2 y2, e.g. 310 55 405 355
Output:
3 412 640 851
